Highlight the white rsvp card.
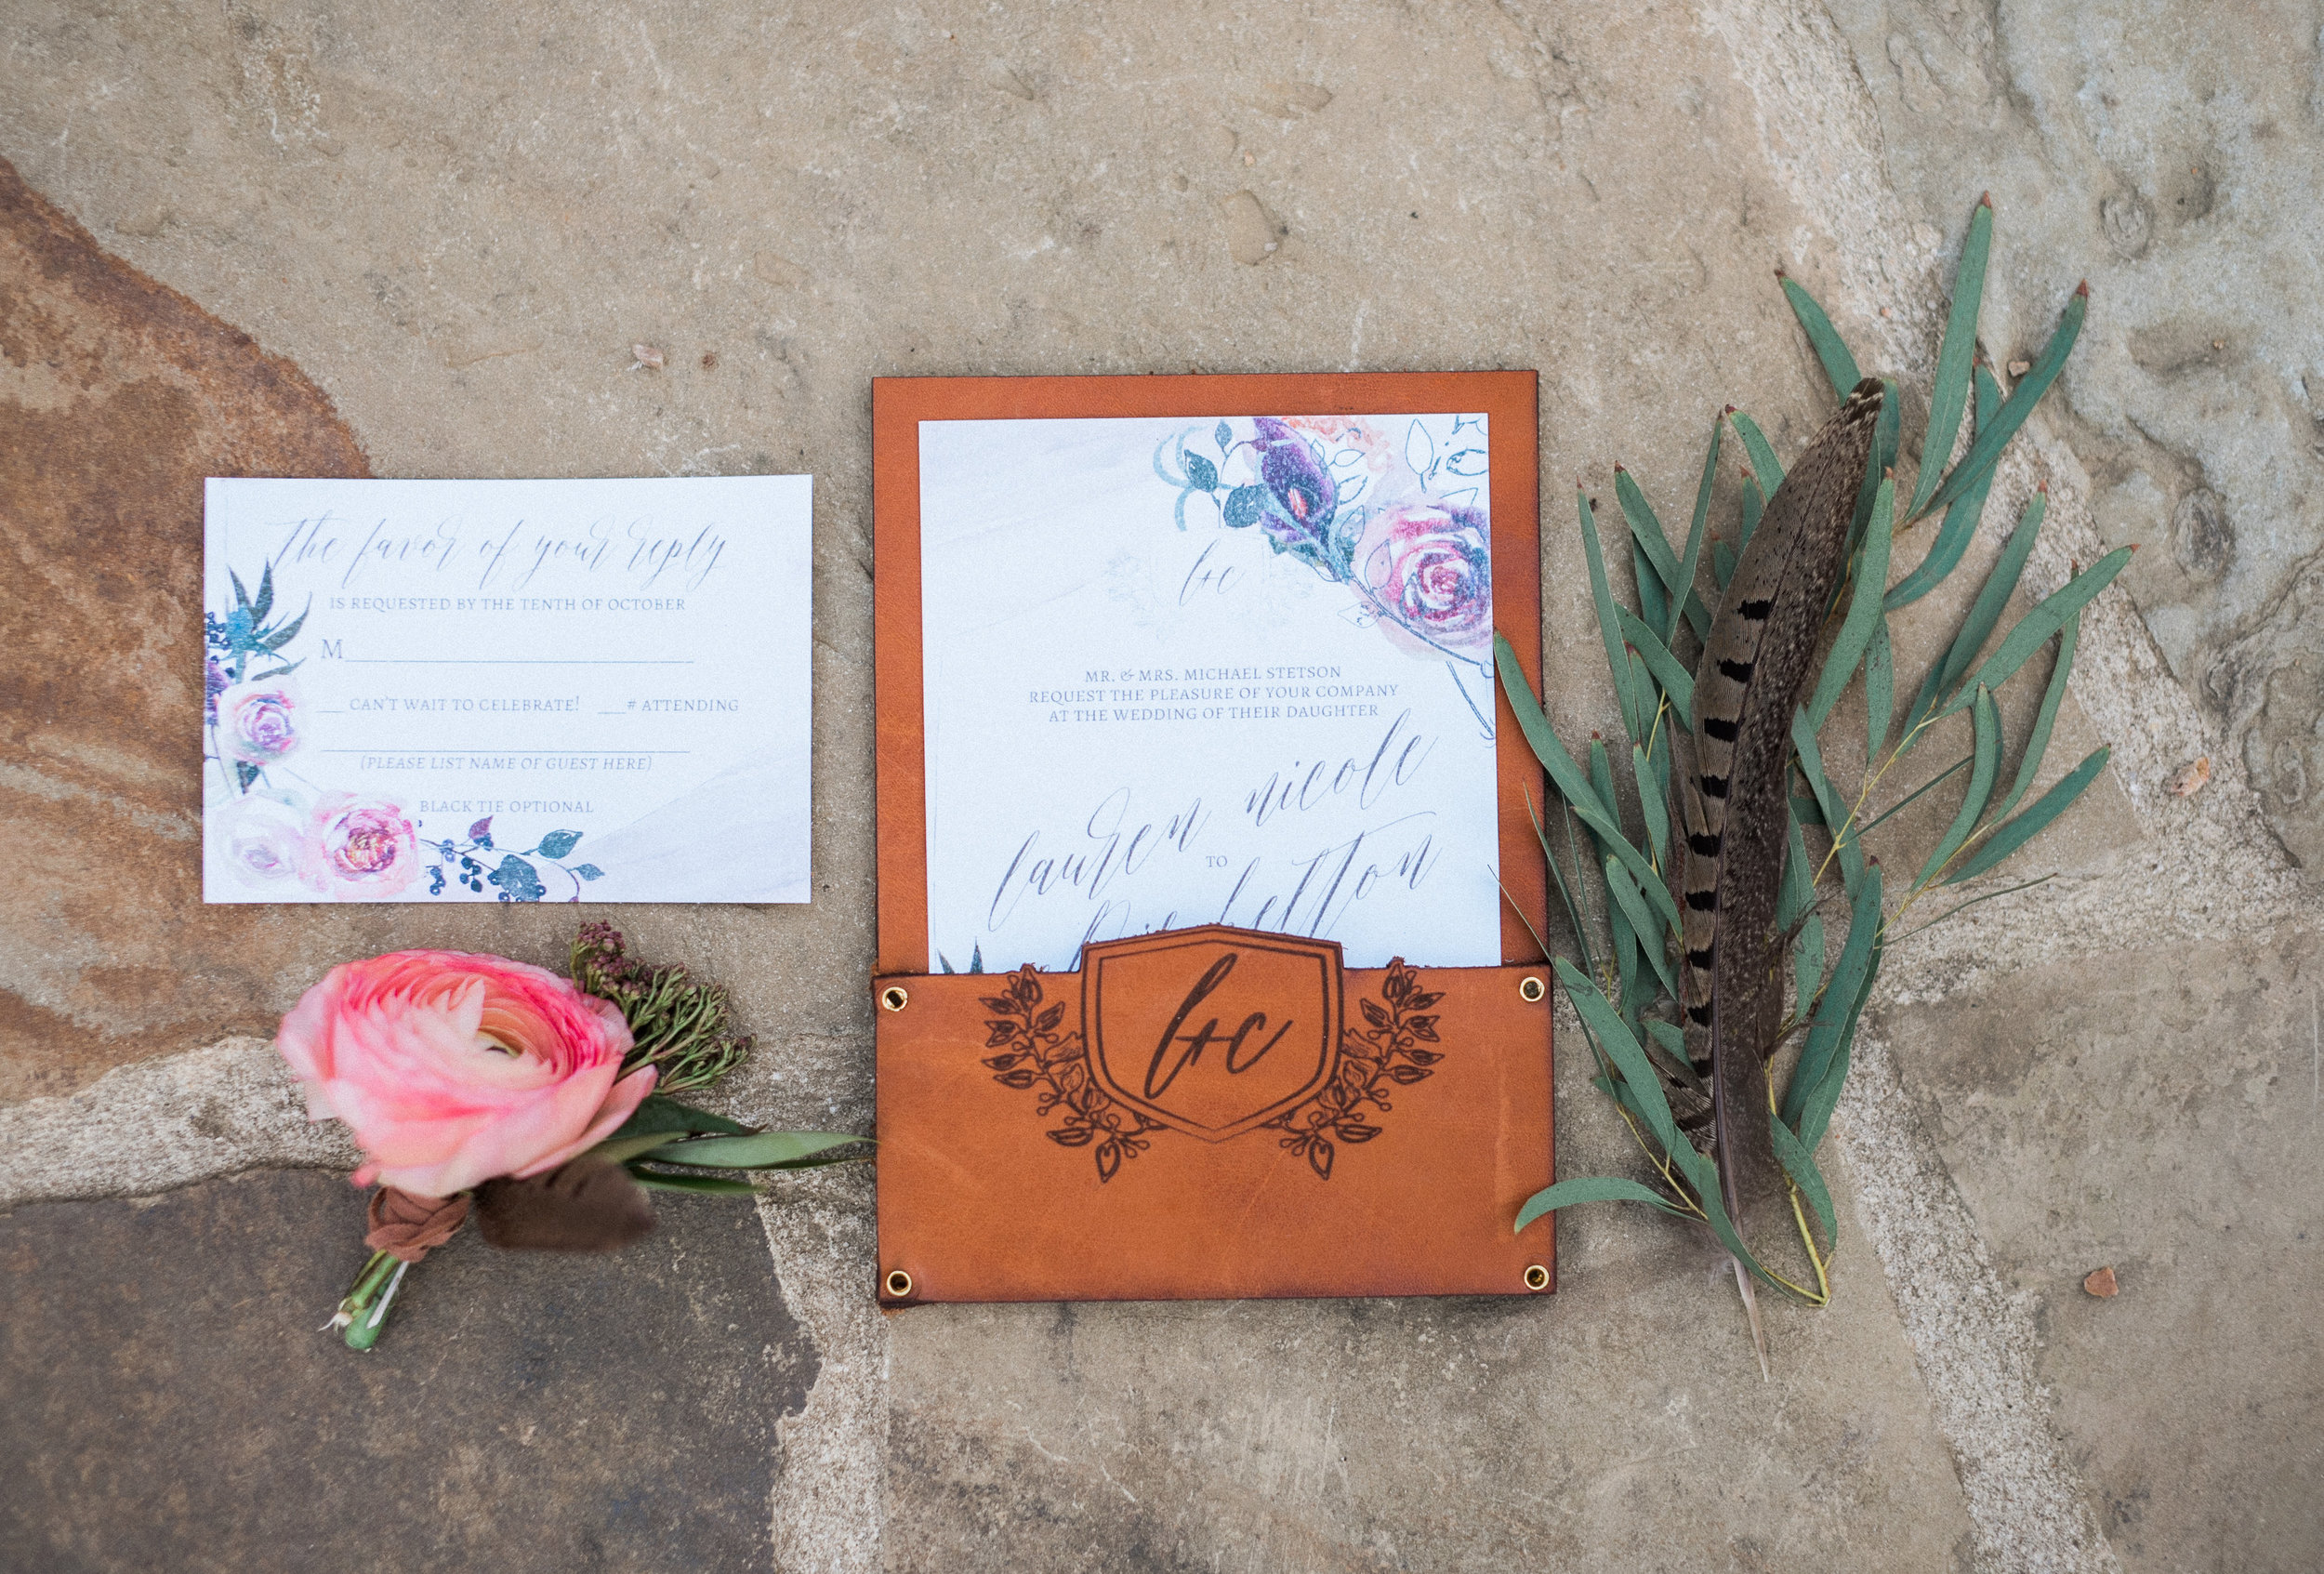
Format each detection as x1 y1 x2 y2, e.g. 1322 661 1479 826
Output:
920 414 1499 971
203 476 812 904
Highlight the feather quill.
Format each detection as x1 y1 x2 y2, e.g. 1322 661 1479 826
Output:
1679 378 1883 1237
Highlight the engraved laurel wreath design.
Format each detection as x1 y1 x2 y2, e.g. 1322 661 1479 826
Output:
979 960 1445 1184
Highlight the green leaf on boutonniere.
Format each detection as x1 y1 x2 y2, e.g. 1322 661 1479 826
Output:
641 1131 868 1169
627 1171 759 1196
605 1092 749 1141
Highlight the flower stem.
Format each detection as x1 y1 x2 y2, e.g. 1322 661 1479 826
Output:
328 1249 407 1350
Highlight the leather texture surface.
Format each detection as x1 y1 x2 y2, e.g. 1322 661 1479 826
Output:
869 374 1552 1303
875 926 1553 1303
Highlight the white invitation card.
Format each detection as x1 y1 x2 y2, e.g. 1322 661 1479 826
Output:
202 476 812 904
920 414 1499 970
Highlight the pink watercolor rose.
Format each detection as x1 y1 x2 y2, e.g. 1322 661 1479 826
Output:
1360 500 1494 658
278 949 655 1197
300 792 420 898
218 679 301 765
218 791 307 886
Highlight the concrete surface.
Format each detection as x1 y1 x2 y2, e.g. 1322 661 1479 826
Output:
0 2 2316 1570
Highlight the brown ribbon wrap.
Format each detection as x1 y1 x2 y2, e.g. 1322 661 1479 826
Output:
363 1186 472 1263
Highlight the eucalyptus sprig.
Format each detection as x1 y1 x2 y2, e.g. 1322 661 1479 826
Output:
1504 197 2119 1329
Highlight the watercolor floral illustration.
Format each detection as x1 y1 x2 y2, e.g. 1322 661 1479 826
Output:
205 562 607 902
1155 415 1495 732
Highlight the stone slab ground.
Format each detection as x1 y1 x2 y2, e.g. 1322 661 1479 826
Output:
2 3 2317 1570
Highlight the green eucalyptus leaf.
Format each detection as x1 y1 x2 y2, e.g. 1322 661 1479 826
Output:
1499 638 1594 809
231 568 251 611
1553 959 1685 1159
1616 467 1711 640
1730 410 1784 498
1782 865 1883 1142
1769 1111 1839 1242
1793 912 1827 1034
1846 380 1901 558
1807 478 1895 730
1866 621 1895 768
1670 413 1723 644
1888 364 2005 611
1921 282 2087 519
1632 740 1670 866
1604 855 1678 999
1989 611 2081 825
1632 537 1670 636
1946 747 2111 885
1918 685 2002 887
1941 549 2129 719
1642 1017 1704 1091
1790 711 1866 894
1790 931 1879 1157
1779 272 1864 399
1516 1174 1687 1231
1614 604 1695 721
1858 754 1973 838
1577 491 1643 740
253 562 275 622
1497 642 1676 932
1903 487 2046 745
1910 196 1993 519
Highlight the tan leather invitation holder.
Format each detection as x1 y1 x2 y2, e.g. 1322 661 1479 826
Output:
871 373 1554 1305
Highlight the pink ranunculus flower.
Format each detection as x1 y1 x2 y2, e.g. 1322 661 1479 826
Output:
1360 499 1494 659
218 679 302 765
300 792 420 899
278 949 655 1198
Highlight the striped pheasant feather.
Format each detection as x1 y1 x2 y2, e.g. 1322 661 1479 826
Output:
1679 377 1883 1234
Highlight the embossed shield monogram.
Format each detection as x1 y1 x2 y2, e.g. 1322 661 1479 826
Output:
1081 926 1342 1143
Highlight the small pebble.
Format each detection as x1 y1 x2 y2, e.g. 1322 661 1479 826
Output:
2008 358 2031 377
2084 1265 2119 1298
2165 756 2212 798
631 342 665 370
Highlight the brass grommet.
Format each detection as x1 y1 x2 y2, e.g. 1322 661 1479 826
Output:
884 1268 914 1299
879 985 909 1012
1519 975 1547 1002
1523 1263 1551 1291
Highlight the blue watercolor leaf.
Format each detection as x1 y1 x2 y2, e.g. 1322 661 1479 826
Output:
1445 448 1489 478
233 761 260 792
1406 419 1435 481
1334 473 1368 506
253 562 274 622
262 606 307 650
574 863 604 880
536 829 584 860
488 854 547 903
1214 420 1234 453
230 569 251 611
1183 450 1219 492
1223 485 1265 528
